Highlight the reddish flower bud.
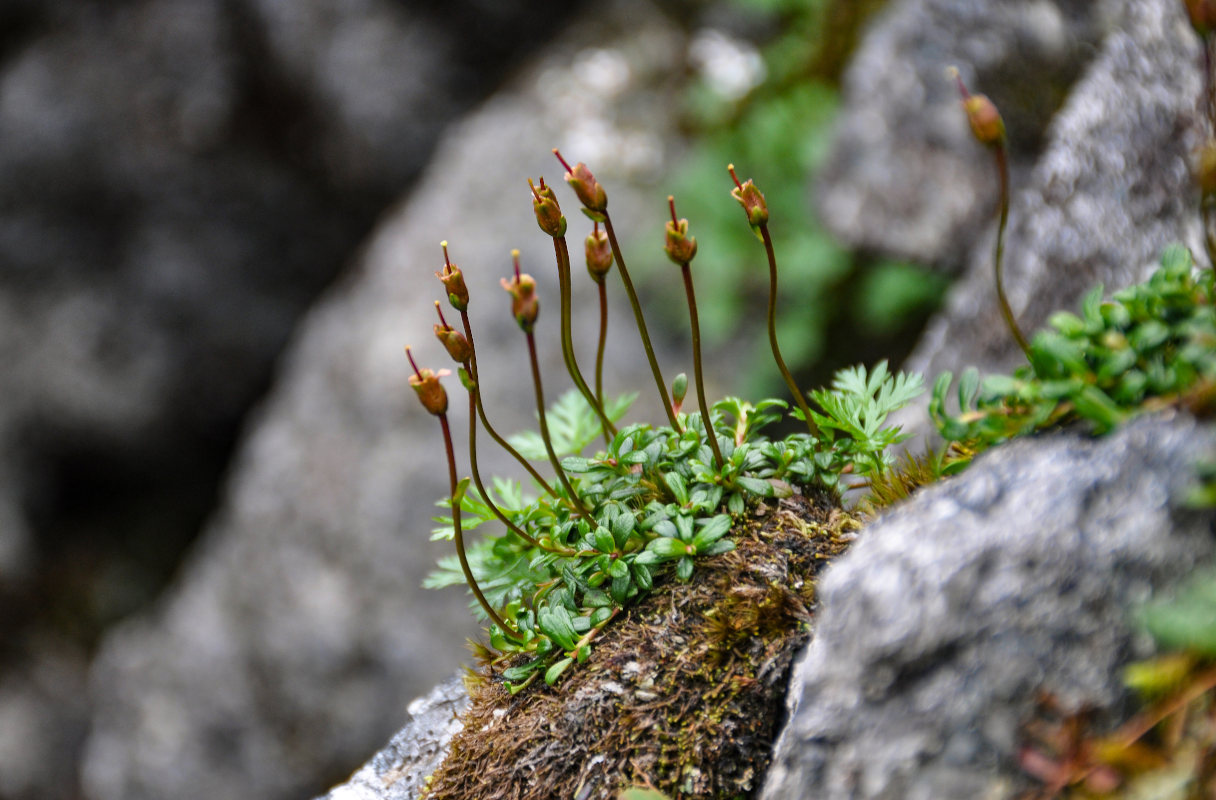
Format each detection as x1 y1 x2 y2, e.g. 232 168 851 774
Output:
528 177 567 238
435 241 469 311
728 164 769 228
950 69 1005 147
500 250 539 332
584 222 613 282
433 301 472 363
553 149 607 213
663 196 698 265
405 347 450 415
963 95 1005 146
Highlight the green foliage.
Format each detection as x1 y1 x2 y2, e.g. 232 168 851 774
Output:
1138 568 1216 658
931 246 1216 469
429 363 920 691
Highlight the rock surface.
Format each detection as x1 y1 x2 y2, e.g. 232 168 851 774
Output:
318 675 468 800
816 0 1112 268
762 414 1216 799
0 0 588 797
81 2 698 799
820 0 1205 420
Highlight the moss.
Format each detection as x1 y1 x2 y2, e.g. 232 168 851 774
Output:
423 488 860 800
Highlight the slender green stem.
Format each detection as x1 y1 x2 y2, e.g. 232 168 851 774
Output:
524 331 597 527
992 144 1030 358
595 280 608 407
459 310 560 499
553 235 615 443
679 262 724 469
759 224 819 436
465 384 562 552
601 212 680 431
438 412 518 639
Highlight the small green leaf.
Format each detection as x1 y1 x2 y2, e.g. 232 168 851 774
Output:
664 472 689 505
676 556 694 582
735 475 774 496
545 657 574 685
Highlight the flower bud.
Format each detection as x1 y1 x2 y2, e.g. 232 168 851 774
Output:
728 164 769 228
528 177 567 238
433 301 472 363
553 149 607 213
585 224 613 282
962 94 1005 146
405 347 450 415
435 241 469 311
500 251 539 332
663 196 698 265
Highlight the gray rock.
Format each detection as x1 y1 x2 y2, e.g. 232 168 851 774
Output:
0 0 590 797
762 414 1216 800
821 0 1206 442
316 675 468 800
816 0 1112 268
905 0 1205 387
82 2 696 799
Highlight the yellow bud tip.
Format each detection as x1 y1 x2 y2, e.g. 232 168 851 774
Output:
945 65 959 81
511 248 520 258
440 240 447 248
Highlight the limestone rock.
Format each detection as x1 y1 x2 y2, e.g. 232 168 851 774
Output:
905 0 1205 387
816 0 1112 267
762 414 1216 799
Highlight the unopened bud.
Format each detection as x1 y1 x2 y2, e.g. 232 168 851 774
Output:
728 164 769 229
433 301 472 363
963 95 1005 146
585 223 613 282
663 196 698 265
529 177 567 238
671 372 688 414
949 69 1005 147
405 347 450 415
500 250 539 332
553 149 607 214
435 241 469 311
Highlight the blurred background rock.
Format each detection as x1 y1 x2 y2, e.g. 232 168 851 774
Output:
5 0 1175 797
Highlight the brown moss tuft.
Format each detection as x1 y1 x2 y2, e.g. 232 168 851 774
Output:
423 489 862 800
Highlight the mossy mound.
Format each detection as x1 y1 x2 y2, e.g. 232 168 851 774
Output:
423 489 861 800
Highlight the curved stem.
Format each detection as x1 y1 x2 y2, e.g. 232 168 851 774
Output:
465 383 563 553
459 310 560 499
554 235 615 444
759 224 819 436
679 263 724 469
595 281 608 408
602 212 680 431
993 145 1030 358
438 413 518 639
524 332 597 527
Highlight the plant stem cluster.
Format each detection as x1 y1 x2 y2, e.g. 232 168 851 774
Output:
409 154 920 690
